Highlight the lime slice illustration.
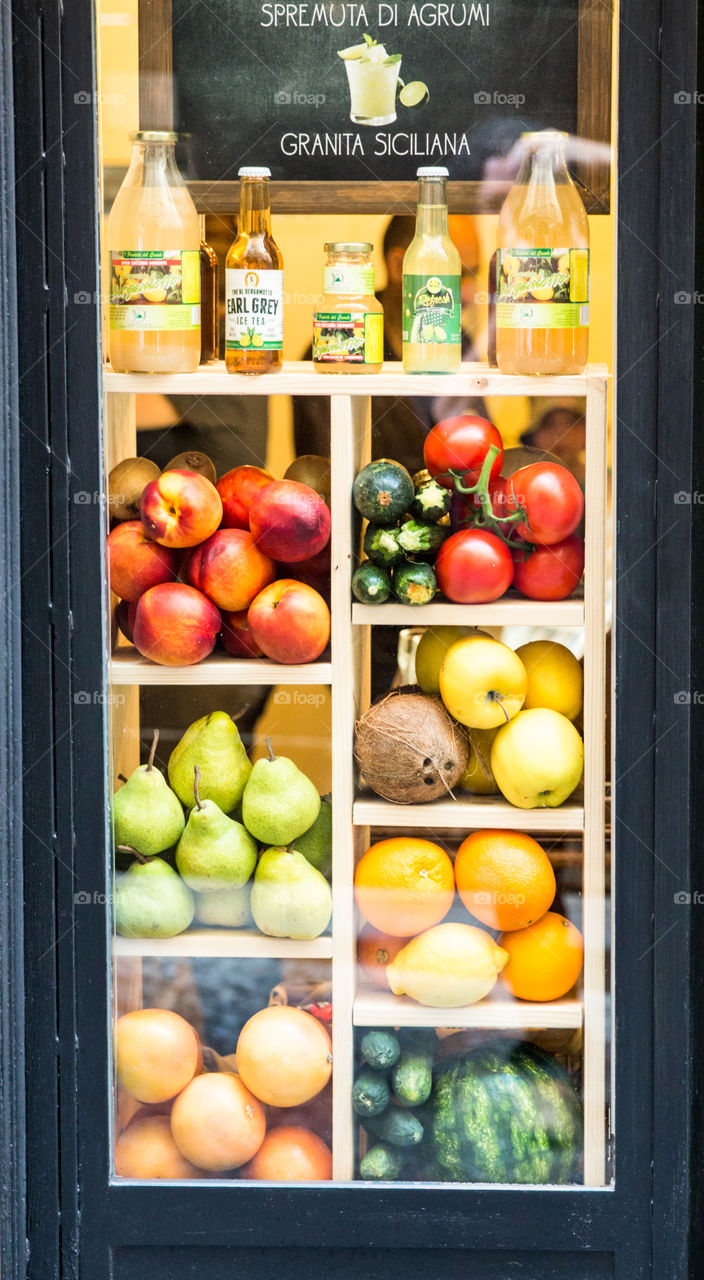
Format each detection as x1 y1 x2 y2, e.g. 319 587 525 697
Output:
338 42 368 60
434 325 446 341
400 81 429 107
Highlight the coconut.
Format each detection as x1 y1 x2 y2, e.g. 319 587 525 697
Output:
354 686 469 804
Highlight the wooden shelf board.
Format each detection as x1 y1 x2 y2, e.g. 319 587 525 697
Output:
113 929 333 960
353 793 585 833
110 647 332 686
104 360 609 399
353 984 583 1030
352 595 584 628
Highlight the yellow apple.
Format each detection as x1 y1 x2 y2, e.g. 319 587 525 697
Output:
458 726 499 794
490 708 584 809
439 636 527 729
414 625 486 695
515 640 583 721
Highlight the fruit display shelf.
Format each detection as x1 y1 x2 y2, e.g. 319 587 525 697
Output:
109 645 332 686
353 983 583 1031
113 928 333 960
103 359 609 399
352 592 584 629
353 792 585 834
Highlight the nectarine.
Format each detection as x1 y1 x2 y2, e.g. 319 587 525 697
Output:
107 520 178 602
217 465 273 530
221 610 264 658
133 583 221 666
187 528 275 612
140 469 222 548
247 579 330 665
249 480 330 563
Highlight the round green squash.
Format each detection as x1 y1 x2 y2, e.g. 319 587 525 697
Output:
353 460 415 526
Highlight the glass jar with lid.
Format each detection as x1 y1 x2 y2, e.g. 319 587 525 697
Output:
313 242 383 373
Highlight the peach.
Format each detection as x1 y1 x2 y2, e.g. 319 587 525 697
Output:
187 528 275 612
140 469 222 548
114 1114 200 1179
249 480 331 563
248 579 330 665
115 599 138 644
282 542 331 595
221 610 264 659
170 1072 266 1172
107 520 178 602
133 583 221 666
115 1009 201 1104
217 465 274 530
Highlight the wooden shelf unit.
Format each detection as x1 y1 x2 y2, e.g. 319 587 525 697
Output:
106 361 609 1187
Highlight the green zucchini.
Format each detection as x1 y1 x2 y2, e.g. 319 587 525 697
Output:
409 477 451 523
360 1029 401 1072
353 460 415 527
397 519 447 558
363 524 405 568
352 561 392 605
352 1070 390 1117
363 1106 424 1148
393 560 437 606
359 1143 404 1180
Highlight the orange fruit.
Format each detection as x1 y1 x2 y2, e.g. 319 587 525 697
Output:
454 829 556 931
114 1114 199 1179
242 1125 332 1181
354 837 455 937
170 1072 266 1171
115 1008 201 1103
236 1006 332 1107
499 911 584 1001
357 924 411 988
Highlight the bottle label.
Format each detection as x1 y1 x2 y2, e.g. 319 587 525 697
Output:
496 248 590 329
402 274 461 345
313 311 383 364
323 262 375 294
225 269 283 350
109 250 200 331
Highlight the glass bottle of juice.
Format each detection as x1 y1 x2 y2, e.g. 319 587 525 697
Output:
402 167 461 374
200 229 219 364
496 131 589 376
107 131 201 374
225 167 283 374
313 242 383 374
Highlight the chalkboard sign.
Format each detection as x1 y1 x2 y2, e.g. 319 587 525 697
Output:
170 0 585 185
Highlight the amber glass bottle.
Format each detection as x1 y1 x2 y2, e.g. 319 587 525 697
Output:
225 167 283 374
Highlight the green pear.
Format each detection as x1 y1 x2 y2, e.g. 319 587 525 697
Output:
251 847 332 940
112 731 185 858
175 767 257 894
115 855 194 938
194 882 252 928
242 740 320 845
168 711 251 812
294 796 332 880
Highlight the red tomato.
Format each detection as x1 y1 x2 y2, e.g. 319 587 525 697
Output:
424 415 504 490
505 463 584 546
436 529 514 603
512 534 585 600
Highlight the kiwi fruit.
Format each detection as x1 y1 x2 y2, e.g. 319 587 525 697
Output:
284 454 331 505
165 451 217 485
108 457 160 521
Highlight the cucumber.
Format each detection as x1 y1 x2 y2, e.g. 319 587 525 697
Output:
392 1051 434 1107
409 477 451 523
363 1106 424 1148
352 561 392 605
360 1143 404 1180
393 560 437 606
352 1070 390 1117
363 524 405 568
360 1029 401 1072
353 459 415 527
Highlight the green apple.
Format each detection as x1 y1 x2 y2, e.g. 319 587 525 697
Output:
439 635 527 729
490 708 584 808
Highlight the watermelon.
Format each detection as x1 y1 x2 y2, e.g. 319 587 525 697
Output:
429 1040 582 1184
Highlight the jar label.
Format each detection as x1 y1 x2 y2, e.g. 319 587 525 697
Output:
402 274 461 345
323 262 375 294
313 311 383 364
496 248 590 329
225 268 283 350
109 250 200 330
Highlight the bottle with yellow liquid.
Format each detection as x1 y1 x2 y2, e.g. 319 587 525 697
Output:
496 131 589 376
108 131 201 374
225 167 283 374
402 167 461 374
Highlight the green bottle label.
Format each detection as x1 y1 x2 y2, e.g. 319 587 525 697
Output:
496 248 590 329
402 274 461 345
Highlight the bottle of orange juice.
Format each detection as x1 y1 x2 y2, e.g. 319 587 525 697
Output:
496 131 589 376
108 131 201 374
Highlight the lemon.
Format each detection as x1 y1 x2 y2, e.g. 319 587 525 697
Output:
142 287 167 303
530 285 554 301
557 253 570 273
515 640 583 721
239 333 251 348
252 333 264 348
337 42 367 60
386 923 508 1008
400 81 429 108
